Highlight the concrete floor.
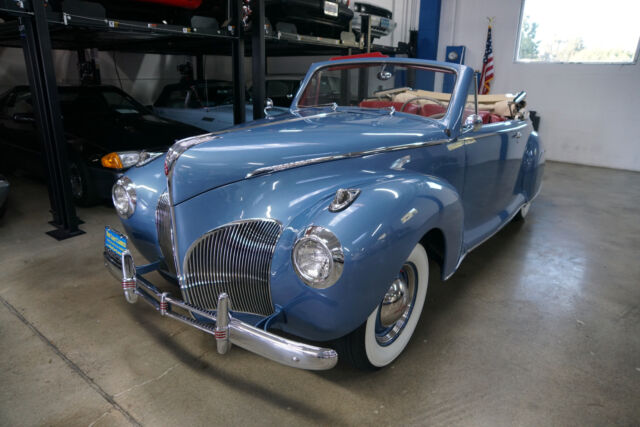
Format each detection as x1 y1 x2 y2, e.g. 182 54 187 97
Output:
0 161 638 426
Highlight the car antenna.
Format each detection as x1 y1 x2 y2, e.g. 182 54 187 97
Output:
203 56 209 108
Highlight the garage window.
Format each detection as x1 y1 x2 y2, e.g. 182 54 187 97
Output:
515 0 640 64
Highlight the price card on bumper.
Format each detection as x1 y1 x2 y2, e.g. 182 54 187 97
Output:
105 226 128 257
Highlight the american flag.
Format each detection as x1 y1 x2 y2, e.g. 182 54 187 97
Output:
479 23 494 95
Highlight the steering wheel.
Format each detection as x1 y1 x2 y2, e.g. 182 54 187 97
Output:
400 96 447 115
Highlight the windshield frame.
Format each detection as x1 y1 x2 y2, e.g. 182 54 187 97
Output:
291 58 469 131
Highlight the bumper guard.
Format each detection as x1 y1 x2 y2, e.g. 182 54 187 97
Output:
104 250 338 370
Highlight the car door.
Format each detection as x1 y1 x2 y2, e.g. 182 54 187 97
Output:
0 89 41 173
461 120 527 250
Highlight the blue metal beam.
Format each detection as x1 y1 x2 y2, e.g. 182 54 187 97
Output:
416 0 442 90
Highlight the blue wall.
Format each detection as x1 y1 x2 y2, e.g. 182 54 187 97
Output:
416 0 442 91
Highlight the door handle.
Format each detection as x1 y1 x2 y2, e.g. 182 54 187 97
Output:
513 131 522 139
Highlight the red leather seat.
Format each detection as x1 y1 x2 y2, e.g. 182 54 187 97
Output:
420 104 447 117
489 114 505 123
359 100 420 115
462 109 494 124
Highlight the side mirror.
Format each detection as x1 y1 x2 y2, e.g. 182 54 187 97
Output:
13 113 35 123
463 114 483 133
264 97 274 116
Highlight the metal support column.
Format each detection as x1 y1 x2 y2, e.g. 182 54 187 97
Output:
231 0 246 125
251 0 266 120
416 0 441 90
19 0 84 239
361 15 372 53
195 54 205 81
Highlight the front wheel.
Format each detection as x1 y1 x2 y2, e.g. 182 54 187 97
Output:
337 243 429 370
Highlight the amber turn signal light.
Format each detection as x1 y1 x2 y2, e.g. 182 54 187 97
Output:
101 152 123 169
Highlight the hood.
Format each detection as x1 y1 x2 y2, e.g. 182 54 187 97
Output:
169 108 447 204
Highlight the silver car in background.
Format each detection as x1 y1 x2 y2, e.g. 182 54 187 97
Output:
351 1 396 40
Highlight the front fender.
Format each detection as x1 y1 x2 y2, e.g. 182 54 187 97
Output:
117 156 166 262
271 171 464 341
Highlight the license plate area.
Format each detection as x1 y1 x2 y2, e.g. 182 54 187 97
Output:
324 1 338 17
105 226 128 258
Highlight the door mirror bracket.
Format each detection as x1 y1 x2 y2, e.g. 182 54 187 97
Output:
463 114 483 133
462 73 482 133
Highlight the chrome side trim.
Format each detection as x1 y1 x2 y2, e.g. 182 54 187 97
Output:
104 252 338 370
244 124 528 179
246 138 451 178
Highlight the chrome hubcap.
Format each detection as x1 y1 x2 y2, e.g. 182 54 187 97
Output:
380 277 410 327
376 263 417 346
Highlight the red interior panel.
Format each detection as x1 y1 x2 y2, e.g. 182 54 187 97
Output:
359 100 420 115
133 0 202 9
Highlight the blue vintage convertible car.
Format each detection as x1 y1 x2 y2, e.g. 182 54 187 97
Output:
104 57 544 371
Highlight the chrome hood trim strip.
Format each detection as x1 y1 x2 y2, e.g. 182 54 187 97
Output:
246 138 452 178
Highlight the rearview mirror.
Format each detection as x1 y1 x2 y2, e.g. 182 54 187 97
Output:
12 113 35 123
264 97 274 116
377 70 392 81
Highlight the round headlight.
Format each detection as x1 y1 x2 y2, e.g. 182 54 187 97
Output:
112 176 136 219
293 226 344 289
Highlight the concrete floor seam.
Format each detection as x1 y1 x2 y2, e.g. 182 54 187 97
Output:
0 295 142 427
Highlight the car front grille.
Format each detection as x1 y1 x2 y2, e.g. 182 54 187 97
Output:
181 219 281 316
155 191 176 275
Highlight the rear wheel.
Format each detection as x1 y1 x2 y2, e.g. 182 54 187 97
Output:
337 243 429 370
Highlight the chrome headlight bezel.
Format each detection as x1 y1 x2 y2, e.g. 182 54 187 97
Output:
136 150 164 167
112 176 137 219
292 226 344 289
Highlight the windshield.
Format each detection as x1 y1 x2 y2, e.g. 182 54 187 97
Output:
296 62 457 119
155 81 248 109
57 87 148 116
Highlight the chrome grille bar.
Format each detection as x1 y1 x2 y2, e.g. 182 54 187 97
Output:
156 191 176 275
182 219 282 316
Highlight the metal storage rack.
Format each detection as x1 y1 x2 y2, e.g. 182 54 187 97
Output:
0 0 410 239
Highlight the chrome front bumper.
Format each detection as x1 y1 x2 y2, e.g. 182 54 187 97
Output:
104 250 338 370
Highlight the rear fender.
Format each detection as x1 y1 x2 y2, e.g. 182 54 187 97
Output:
520 130 545 200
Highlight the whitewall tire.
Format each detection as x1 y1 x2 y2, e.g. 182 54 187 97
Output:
337 243 429 370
